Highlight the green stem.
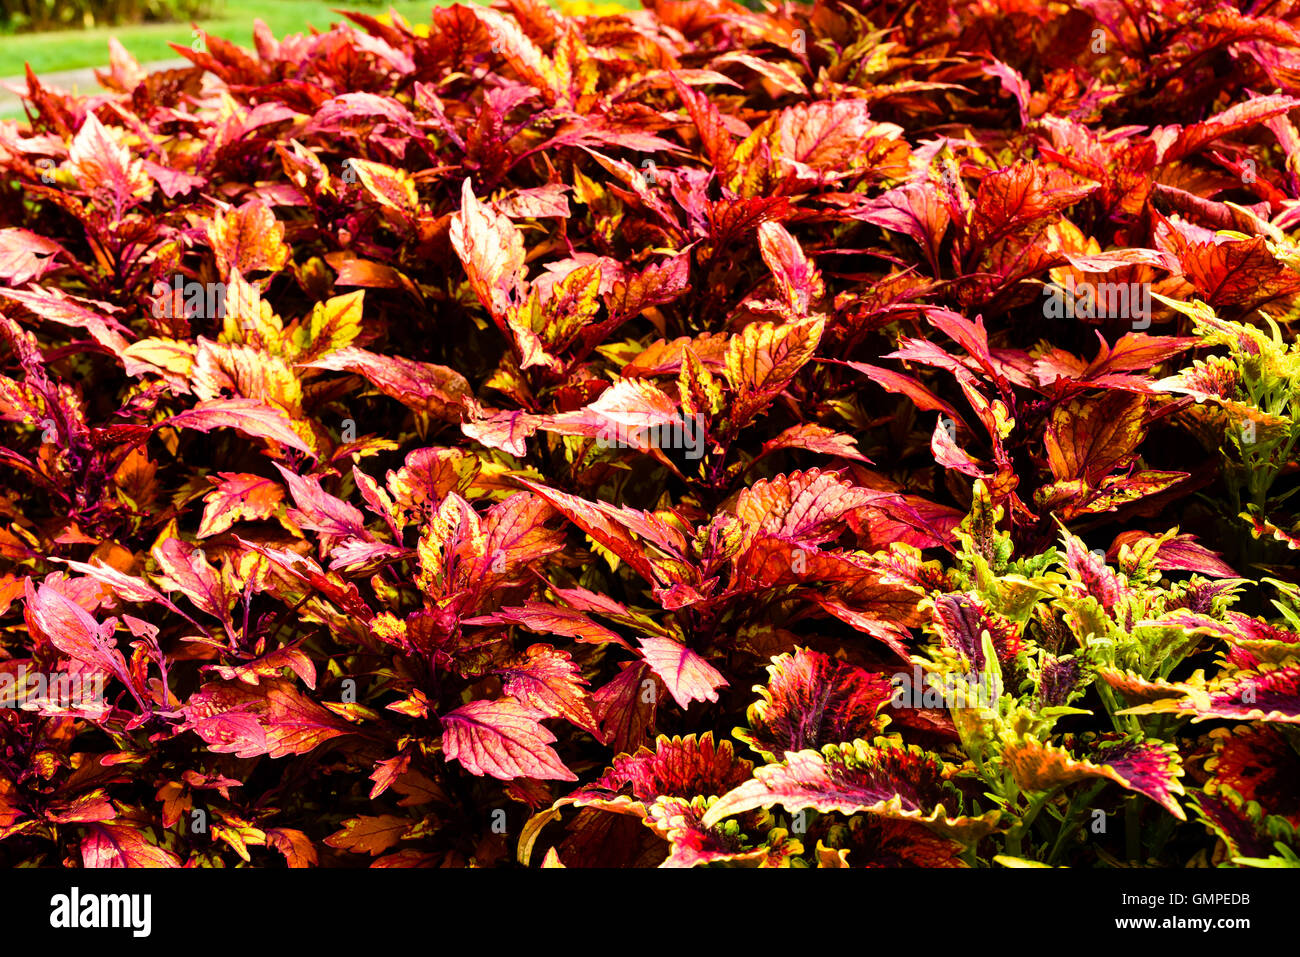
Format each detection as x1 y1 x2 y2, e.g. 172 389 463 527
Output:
1007 787 1056 860
1047 781 1108 867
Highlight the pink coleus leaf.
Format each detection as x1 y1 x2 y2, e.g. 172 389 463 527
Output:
274 463 371 540
177 679 351 758
1124 665 1300 725
23 579 126 678
1110 531 1238 578
732 469 888 553
150 536 235 625
67 112 154 205
440 698 577 781
0 228 66 285
757 220 824 314
167 397 315 457
514 478 680 586
449 177 528 324
1061 531 1125 612
493 644 600 736
636 635 728 709
299 347 470 420
464 601 633 650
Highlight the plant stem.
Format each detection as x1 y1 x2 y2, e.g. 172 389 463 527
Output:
1125 798 1141 864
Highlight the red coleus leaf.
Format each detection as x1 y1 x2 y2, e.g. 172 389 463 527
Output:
928 592 1024 668
773 100 880 180
1125 665 1300 724
0 228 66 285
1204 725 1300 826
821 817 966 868
440 698 577 781
737 648 894 762
570 732 754 806
591 662 660 755
702 742 1001 842
299 347 470 420
465 601 632 649
1110 531 1238 578
1061 531 1126 612
2 285 134 355
1191 792 1278 860
1002 735 1187 819
514 479 681 586
67 112 154 206
970 163 1097 249
1159 95 1300 164
758 423 871 463
151 536 235 625
723 315 825 430
732 469 887 553
1159 226 1300 309
274 464 370 541
23 579 125 677
850 183 950 271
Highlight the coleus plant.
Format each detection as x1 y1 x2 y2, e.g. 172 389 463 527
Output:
0 0 1298 867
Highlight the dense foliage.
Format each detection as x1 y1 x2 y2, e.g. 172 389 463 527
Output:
1 0 1299 868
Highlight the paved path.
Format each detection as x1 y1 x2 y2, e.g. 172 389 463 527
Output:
0 58 191 118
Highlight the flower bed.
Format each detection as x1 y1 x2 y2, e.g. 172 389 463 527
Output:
0 0 1298 868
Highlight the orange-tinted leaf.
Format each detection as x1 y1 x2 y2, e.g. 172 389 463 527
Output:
324 814 412 855
207 198 289 278
81 823 180 868
197 472 284 538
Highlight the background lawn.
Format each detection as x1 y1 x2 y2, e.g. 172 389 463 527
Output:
1 1 461 77
0 0 640 120
0 0 642 76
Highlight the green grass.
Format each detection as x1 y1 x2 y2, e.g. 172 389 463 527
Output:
0 0 456 78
